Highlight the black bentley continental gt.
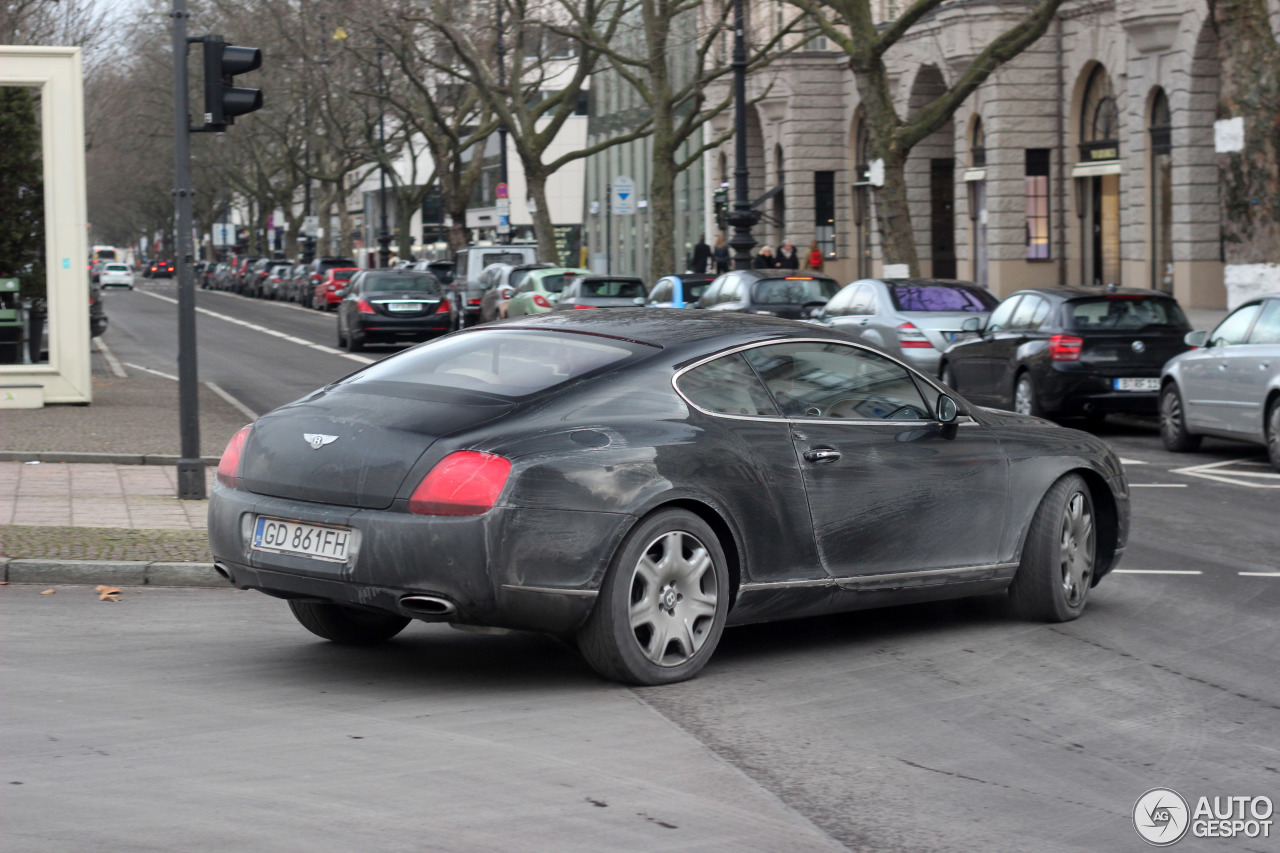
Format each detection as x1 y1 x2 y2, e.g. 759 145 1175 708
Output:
209 310 1130 685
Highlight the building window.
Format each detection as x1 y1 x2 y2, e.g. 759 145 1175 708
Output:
1025 149 1051 260
814 171 835 258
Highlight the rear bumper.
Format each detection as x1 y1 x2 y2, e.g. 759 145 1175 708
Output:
353 312 453 342
1040 367 1161 415
208 484 633 634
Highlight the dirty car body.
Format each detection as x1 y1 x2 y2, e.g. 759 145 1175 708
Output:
209 310 1129 684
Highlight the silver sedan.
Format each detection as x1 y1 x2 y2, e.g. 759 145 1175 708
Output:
813 278 998 375
1159 294 1280 470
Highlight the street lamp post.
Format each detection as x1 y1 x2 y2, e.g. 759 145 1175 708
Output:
376 42 392 268
727 0 759 270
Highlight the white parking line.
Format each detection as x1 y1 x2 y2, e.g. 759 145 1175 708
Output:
123 362 178 381
1238 572 1280 577
1118 458 1147 465
205 382 258 421
1113 569 1203 575
138 289 373 364
1170 457 1280 488
1130 483 1188 488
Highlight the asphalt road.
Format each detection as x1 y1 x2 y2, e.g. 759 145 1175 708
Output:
19 275 1277 851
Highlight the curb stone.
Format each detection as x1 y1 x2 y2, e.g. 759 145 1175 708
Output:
0 451 220 466
3 559 232 588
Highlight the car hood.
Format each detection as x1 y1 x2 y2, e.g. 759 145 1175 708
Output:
973 406 1056 428
239 384 514 509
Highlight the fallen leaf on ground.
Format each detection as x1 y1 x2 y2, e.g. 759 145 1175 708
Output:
40 589 55 595
96 586 122 602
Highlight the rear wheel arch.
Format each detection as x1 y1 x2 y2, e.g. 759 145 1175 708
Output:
625 498 743 611
1073 468 1120 582
1264 389 1280 435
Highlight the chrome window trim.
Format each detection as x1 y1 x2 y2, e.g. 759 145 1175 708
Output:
670 336 973 427
739 562 1020 593
501 584 599 598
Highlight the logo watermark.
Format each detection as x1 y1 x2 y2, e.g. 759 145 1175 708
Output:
1134 789 1273 845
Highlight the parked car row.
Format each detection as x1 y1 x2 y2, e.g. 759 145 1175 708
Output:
201 255 360 307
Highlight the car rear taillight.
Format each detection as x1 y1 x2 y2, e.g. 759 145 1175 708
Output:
467 298 482 307
216 425 252 488
783 276 814 281
435 299 450 313
1049 334 1084 361
408 451 512 516
533 294 552 308
356 297 375 314
572 304 597 309
897 322 934 348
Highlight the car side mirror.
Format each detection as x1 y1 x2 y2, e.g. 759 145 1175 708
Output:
935 394 959 424
633 296 646 306
961 316 982 333
1185 330 1209 348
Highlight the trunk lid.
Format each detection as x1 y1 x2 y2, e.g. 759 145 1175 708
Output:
368 290 446 319
900 310 992 350
240 385 514 509
1076 329 1191 376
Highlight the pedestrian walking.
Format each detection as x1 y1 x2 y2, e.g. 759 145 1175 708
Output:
688 235 712 274
775 239 800 270
753 246 775 269
807 240 823 272
713 235 730 273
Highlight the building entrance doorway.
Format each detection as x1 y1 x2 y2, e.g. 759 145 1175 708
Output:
930 158 956 279
1081 174 1121 286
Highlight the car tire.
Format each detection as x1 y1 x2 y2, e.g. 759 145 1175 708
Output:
940 363 957 391
1159 382 1202 452
1007 473 1095 623
1266 397 1280 473
336 318 347 348
287 600 410 645
577 509 730 685
345 322 364 353
1013 372 1043 418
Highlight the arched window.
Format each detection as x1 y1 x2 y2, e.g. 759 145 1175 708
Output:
1080 65 1120 162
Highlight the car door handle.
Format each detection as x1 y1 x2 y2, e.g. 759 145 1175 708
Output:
803 448 842 463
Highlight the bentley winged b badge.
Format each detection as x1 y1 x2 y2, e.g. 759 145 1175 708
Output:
303 433 339 450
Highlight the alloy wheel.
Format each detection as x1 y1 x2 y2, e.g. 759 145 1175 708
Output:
1268 402 1280 469
1160 388 1183 444
1058 491 1094 608
1015 377 1034 416
628 530 719 667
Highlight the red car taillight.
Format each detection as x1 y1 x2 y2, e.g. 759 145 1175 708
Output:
897 322 933 348
572 304 597 309
435 300 450 313
532 294 552 308
467 298 482 307
408 451 511 516
1049 334 1084 361
216 425 252 488
356 297 376 314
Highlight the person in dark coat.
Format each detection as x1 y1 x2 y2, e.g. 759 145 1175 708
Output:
688 235 712 274
775 239 800 270
753 246 775 269
713 235 730 273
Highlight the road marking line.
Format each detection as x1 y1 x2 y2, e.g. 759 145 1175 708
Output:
203 286 320 315
205 382 258 421
138 289 374 364
1118 458 1147 465
1238 572 1280 577
1169 456 1280 489
1130 483 1188 488
122 362 178 381
1113 569 1203 575
92 337 127 378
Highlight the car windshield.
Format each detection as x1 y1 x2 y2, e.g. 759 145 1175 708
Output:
752 277 839 305
581 279 646 298
364 274 441 294
890 284 998 312
342 330 653 399
1066 296 1190 331
684 280 712 300
539 273 579 294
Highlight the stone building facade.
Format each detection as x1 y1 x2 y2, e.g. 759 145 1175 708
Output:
705 0 1271 308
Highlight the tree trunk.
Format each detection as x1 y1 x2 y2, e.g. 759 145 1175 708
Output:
336 184 354 257
525 169 559 264
396 191 415 260
1210 0 1280 306
875 153 920 275
649 118 679 278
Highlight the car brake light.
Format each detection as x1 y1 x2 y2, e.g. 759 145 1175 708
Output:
1049 334 1084 361
897 322 934 348
533 294 552 308
435 299 450 313
408 451 511 516
783 276 814 280
216 425 252 488
572 304 597 309
356 297 376 314
467 298 482 306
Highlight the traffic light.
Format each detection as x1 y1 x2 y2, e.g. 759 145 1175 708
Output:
201 35 262 130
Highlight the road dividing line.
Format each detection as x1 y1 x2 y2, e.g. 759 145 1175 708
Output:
1118 458 1147 465
138 289 374 364
92 337 127 378
1113 569 1203 575
1169 456 1280 488
1238 572 1280 577
1129 483 1188 488
205 382 258 421
123 362 179 381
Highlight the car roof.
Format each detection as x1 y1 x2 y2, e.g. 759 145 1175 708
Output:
741 270 838 280
871 278 980 288
1011 286 1179 301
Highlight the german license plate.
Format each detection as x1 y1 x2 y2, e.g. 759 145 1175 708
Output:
386 302 422 312
1114 377 1160 392
253 516 351 562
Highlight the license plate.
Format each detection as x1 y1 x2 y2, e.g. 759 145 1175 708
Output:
1114 377 1160 392
253 516 352 562
386 302 422 312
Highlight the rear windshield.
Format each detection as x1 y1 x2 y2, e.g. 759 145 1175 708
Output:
341 330 652 399
365 274 441 294
320 258 356 271
331 269 355 280
890 284 998 312
752 277 839 305
540 273 579 294
684 280 713 300
582 279 646 298
104 264 128 272
1066 296 1190 331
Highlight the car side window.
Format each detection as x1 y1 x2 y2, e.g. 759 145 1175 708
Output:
1248 300 1280 344
743 342 930 420
986 296 1022 332
824 284 857 317
677 353 780 416
517 277 533 294
1009 295 1046 331
697 278 722 307
1211 304 1261 347
847 285 873 315
650 279 671 303
719 276 742 304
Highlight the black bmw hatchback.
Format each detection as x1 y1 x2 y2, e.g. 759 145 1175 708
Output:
938 286 1192 419
336 269 455 352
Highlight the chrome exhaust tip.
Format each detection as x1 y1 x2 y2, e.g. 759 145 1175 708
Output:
213 562 233 582
399 595 458 617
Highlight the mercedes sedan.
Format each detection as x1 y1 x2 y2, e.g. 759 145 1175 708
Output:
209 311 1129 685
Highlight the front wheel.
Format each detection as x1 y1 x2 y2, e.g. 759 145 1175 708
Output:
1014 373 1043 417
1266 398 1280 472
1008 473 1095 622
287 600 410 644
577 509 729 685
1159 383 1202 452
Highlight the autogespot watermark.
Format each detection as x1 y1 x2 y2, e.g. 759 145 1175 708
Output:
1133 788 1274 846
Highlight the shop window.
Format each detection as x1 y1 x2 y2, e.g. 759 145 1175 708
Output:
1025 149 1051 260
814 171 835 258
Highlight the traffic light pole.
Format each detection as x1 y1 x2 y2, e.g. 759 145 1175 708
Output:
171 0 205 500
